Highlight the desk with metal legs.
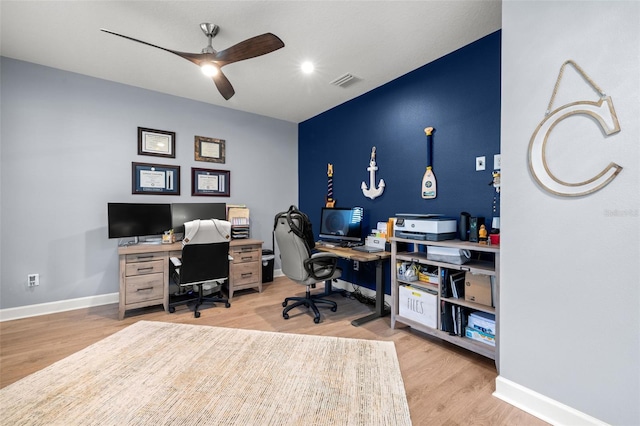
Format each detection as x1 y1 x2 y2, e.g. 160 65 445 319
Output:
314 245 391 326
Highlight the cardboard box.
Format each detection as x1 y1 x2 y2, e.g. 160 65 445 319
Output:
465 326 495 346
464 272 493 307
398 284 437 328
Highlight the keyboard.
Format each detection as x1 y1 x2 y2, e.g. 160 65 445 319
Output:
352 246 383 253
317 241 355 248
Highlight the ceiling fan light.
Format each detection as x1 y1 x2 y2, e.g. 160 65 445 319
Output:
201 63 219 77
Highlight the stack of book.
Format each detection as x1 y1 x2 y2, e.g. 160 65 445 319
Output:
440 303 467 336
439 270 467 337
465 311 496 346
417 265 439 286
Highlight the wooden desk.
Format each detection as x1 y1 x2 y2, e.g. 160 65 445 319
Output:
314 245 391 327
117 239 263 319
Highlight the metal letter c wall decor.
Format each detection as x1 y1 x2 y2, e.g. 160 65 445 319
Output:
528 60 623 197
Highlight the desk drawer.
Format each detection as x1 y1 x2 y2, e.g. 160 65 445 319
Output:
126 253 165 263
231 262 260 285
125 260 164 277
125 273 164 304
230 247 260 264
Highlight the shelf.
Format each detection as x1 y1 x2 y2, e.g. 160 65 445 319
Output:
394 315 495 360
392 236 499 254
397 279 438 292
390 236 500 363
395 251 496 276
441 297 495 314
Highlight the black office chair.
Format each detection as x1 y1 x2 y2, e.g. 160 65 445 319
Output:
274 207 342 323
169 219 231 318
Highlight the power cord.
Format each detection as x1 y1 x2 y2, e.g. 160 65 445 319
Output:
344 282 390 313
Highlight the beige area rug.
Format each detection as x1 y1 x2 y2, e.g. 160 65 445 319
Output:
0 321 411 425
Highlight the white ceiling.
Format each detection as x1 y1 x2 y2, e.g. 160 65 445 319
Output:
0 1 502 123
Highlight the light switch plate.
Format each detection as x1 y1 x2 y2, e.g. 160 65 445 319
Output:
494 154 501 170
476 156 486 171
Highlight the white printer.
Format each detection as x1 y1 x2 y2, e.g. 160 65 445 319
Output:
394 214 457 241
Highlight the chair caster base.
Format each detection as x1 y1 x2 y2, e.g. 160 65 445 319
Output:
169 306 176 313
194 311 201 318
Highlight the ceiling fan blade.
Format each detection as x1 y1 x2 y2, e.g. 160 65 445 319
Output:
101 28 207 66
100 28 277 101
214 33 284 66
213 70 235 100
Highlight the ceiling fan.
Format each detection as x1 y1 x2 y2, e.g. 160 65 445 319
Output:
100 23 285 100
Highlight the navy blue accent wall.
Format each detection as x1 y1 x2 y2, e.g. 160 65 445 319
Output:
299 31 501 293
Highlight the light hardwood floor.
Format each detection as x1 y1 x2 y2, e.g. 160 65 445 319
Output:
0 277 547 425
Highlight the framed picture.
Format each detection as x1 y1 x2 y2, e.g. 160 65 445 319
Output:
195 135 225 163
191 167 230 197
138 127 176 158
132 162 180 195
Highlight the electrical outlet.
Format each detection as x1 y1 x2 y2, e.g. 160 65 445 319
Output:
476 156 486 171
353 260 359 271
494 154 501 170
28 273 39 287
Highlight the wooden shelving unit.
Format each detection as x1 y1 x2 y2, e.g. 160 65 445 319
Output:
390 237 500 362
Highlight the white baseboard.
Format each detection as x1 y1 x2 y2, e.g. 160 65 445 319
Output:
494 376 608 426
1 271 288 322
0 272 384 322
0 293 119 322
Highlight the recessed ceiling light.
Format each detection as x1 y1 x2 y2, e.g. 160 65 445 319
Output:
301 61 315 74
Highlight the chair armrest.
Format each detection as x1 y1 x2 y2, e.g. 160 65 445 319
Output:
170 257 182 267
303 253 340 280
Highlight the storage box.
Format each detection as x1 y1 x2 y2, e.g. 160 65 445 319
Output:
464 272 493 306
417 265 439 285
468 311 495 336
365 236 386 250
465 326 495 346
396 262 418 281
398 284 437 328
427 246 470 265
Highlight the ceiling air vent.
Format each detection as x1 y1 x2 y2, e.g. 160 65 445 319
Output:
330 73 359 88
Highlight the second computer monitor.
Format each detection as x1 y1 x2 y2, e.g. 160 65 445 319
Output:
318 207 364 243
171 203 227 234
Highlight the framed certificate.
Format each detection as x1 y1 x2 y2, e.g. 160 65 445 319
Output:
132 162 180 195
191 167 230 197
138 127 176 158
194 135 225 163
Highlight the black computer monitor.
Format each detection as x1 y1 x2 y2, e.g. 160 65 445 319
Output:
107 203 172 243
318 207 364 243
171 203 227 234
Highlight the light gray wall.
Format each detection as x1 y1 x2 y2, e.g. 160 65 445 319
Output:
0 57 298 310
501 1 639 424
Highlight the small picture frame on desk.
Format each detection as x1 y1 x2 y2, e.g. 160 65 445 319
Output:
138 127 175 158
191 167 230 197
194 135 225 164
132 162 180 195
